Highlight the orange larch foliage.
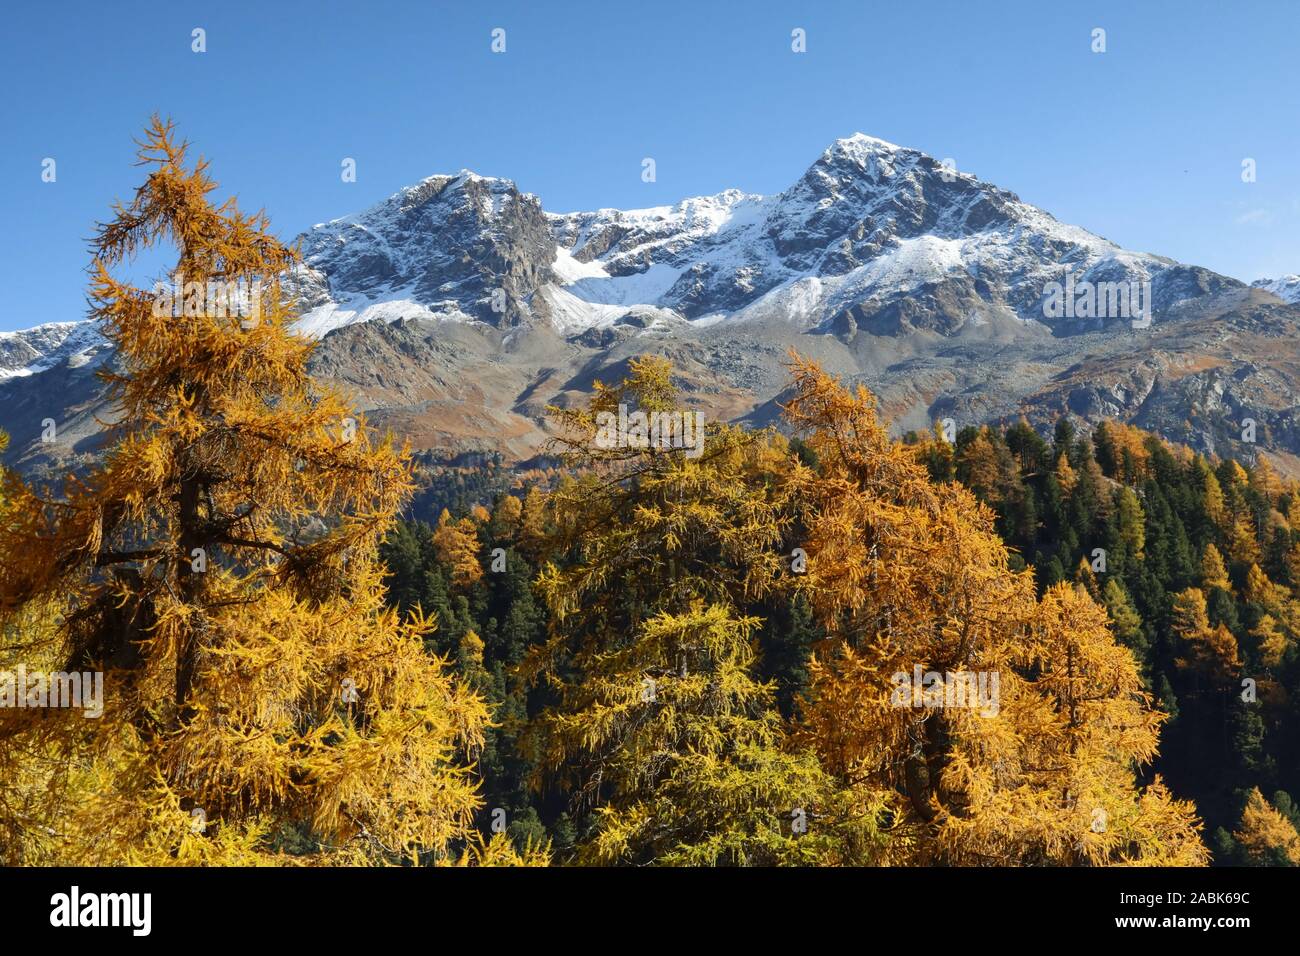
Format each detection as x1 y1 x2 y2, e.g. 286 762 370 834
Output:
779 354 1206 866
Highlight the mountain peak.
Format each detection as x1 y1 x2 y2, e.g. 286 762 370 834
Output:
282 132 1239 341
814 133 922 177
827 132 908 155
0 320 108 382
1252 274 1300 303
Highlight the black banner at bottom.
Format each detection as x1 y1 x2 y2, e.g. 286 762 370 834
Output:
0 864 1288 941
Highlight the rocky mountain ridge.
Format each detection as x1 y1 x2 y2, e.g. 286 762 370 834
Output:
3 134 1297 479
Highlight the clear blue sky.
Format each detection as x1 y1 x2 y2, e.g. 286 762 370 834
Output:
2 0 1297 332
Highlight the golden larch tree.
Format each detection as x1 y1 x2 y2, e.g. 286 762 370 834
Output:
1234 788 1300 866
779 354 1206 866
1200 543 1231 592
521 357 884 865
1171 588 1241 689
0 118 520 866
432 508 485 590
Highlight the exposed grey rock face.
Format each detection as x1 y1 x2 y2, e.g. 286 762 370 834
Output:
3 134 1295 482
295 172 559 329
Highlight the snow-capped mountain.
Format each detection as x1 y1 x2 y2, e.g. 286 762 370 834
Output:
289 134 1234 342
4 133 1298 479
1252 275 1300 304
0 321 109 383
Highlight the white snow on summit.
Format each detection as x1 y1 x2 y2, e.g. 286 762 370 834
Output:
0 321 109 382
1252 275 1300 304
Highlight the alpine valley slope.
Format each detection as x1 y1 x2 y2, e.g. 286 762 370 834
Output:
4 134 1300 478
